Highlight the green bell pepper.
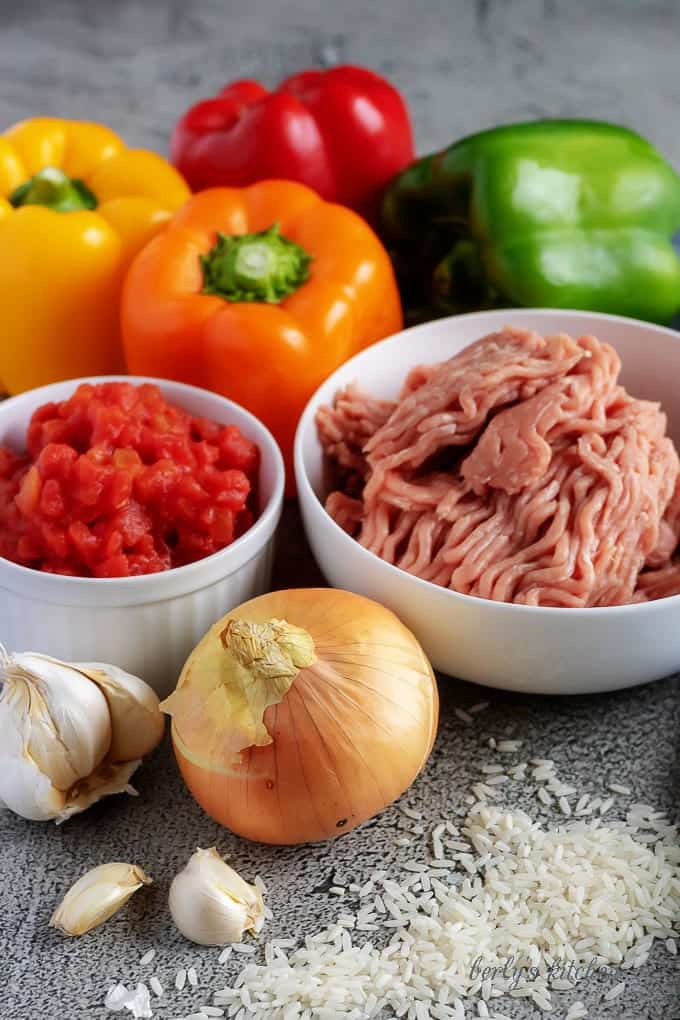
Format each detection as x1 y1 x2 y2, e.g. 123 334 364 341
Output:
381 120 680 324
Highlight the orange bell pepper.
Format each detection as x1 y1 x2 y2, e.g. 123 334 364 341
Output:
0 117 190 394
121 181 402 488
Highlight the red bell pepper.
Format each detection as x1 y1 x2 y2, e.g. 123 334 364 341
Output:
170 66 414 221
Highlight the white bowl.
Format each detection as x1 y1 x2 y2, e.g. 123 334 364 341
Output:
0 376 284 696
295 309 680 694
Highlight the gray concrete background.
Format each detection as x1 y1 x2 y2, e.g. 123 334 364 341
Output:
1 2 679 1018
2 0 680 166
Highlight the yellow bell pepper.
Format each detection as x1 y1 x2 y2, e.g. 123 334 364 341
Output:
0 118 190 394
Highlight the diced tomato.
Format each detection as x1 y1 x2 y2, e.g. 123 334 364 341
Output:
39 478 65 519
36 443 78 481
15 466 41 515
0 382 259 577
218 425 260 475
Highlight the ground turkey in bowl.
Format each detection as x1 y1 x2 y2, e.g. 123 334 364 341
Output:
0 382 260 577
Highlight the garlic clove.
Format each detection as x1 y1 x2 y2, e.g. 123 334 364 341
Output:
55 759 141 824
50 862 152 936
169 847 265 946
1 651 111 791
0 682 68 820
75 662 165 762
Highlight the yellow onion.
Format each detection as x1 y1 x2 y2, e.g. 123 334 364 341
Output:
160 589 438 844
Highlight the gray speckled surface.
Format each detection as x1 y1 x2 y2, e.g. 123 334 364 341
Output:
1 2 680 1018
1 505 679 1019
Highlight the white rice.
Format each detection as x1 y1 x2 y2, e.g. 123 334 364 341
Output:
469 702 490 714
207 790 679 1019
455 708 474 724
139 949 156 966
496 740 522 752
608 783 632 796
105 983 152 1018
104 750 678 1020
603 980 626 1001
472 783 496 801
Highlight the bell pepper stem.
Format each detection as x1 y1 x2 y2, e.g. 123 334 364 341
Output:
201 223 312 303
9 167 97 213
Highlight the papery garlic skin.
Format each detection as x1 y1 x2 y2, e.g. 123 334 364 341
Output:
169 847 265 946
50 862 152 936
76 662 165 762
56 759 141 824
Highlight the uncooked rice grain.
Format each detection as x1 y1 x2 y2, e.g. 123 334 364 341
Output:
149 977 163 997
603 981 626 1001
187 966 198 987
139 949 156 966
175 969 186 992
206 787 679 1019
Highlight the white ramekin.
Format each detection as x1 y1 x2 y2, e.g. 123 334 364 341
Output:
0 376 284 695
295 309 680 694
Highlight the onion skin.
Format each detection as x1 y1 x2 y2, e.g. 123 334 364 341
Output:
168 589 438 845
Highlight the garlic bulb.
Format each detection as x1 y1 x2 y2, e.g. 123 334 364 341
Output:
51 862 152 936
169 847 265 946
0 649 164 823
